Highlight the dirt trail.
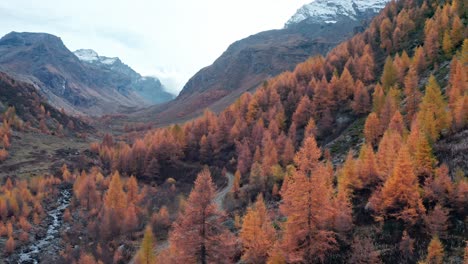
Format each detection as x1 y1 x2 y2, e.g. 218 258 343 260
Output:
214 172 234 211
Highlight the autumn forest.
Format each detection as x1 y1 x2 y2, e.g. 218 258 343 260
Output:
0 0 467 263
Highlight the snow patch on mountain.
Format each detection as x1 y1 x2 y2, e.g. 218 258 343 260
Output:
74 49 99 62
74 49 118 65
100 57 118 65
286 0 389 27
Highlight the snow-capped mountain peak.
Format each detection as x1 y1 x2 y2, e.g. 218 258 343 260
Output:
285 0 389 27
74 49 99 62
74 49 118 65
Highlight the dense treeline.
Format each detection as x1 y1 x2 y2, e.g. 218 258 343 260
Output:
87 0 468 263
93 0 466 184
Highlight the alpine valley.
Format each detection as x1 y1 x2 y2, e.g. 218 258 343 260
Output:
0 0 466 263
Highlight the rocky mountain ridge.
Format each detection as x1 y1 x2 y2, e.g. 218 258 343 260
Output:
0 32 173 116
285 0 389 27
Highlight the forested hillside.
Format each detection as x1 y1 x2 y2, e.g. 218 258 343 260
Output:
0 0 467 263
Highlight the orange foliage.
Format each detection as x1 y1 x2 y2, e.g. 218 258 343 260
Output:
168 168 235 263
425 236 444 264
292 96 312 128
448 58 468 130
381 56 397 90
370 145 425 225
364 113 381 147
372 84 385 115
2 134 10 149
124 204 138 233
5 235 15 255
388 111 406 137
403 65 422 124
240 194 276 263
376 130 402 180
0 149 8 162
351 80 371 114
280 162 337 263
418 76 451 141
126 175 139 205
77 251 100 264
104 171 126 212
356 144 380 187
338 67 354 102
293 136 321 175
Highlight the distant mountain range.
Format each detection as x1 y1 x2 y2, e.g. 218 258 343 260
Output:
132 0 389 124
0 32 174 116
73 49 174 105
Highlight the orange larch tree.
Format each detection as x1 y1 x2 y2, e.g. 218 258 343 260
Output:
403 65 422 125
370 145 425 225
447 58 467 130
281 137 295 167
379 87 400 134
412 46 426 74
292 96 312 128
424 19 440 62
261 132 279 177
358 44 375 83
351 80 371 114
379 18 393 54
425 236 444 264
413 132 435 178
381 56 397 91
236 139 252 175
304 118 317 140
333 175 353 238
337 67 354 102
423 164 453 206
104 171 127 213
168 168 235 264
417 75 451 142
356 143 380 187
293 136 321 175
240 194 276 263
135 226 156 264
372 84 385 115
337 151 360 190
442 30 453 56
388 111 407 137
124 204 139 233
126 175 139 205
280 163 337 263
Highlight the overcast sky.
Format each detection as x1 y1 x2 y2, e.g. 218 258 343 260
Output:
0 0 309 94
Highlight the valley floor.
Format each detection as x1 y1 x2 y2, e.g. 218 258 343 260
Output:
0 130 91 179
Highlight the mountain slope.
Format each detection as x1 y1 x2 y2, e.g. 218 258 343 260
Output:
137 0 388 124
0 71 90 132
74 49 175 105
0 32 173 116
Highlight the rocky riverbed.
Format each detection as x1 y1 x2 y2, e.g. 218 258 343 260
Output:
6 189 71 264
